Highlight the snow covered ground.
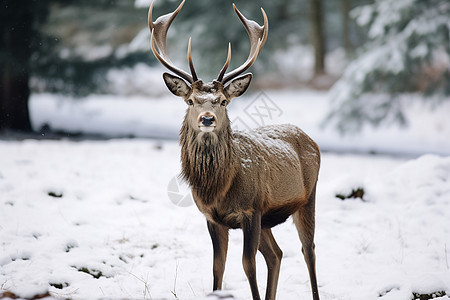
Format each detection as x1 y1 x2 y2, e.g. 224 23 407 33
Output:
1 140 449 299
1 90 450 299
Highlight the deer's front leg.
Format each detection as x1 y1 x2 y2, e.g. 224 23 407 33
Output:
207 220 229 290
242 211 262 300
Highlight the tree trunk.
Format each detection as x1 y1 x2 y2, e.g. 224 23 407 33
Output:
0 1 32 131
309 0 326 76
341 0 352 56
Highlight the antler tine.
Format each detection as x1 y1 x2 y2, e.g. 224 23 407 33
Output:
150 29 193 84
188 37 198 82
148 0 196 84
220 4 269 84
217 43 231 82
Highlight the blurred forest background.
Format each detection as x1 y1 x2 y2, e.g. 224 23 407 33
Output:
0 0 449 133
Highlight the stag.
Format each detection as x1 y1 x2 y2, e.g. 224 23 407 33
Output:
149 1 321 299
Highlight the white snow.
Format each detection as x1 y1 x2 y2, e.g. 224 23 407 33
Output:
1 140 449 299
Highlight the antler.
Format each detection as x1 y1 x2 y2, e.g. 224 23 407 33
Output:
148 0 198 84
217 4 269 84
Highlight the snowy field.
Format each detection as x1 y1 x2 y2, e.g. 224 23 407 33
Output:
1 90 450 299
1 140 449 300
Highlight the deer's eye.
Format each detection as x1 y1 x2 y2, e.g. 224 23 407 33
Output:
221 100 227 106
187 99 194 106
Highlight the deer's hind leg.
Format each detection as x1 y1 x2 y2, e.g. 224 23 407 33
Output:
242 211 262 300
258 228 283 300
293 184 320 300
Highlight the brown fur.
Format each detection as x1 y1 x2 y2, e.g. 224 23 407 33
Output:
180 120 320 229
180 113 236 204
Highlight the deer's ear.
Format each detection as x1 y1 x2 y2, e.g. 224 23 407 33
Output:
163 73 190 97
225 73 252 99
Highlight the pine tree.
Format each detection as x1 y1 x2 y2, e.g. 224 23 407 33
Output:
327 0 450 132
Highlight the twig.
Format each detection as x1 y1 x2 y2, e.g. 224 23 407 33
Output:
188 281 196 297
144 272 152 299
127 271 152 299
1 280 8 291
171 261 179 299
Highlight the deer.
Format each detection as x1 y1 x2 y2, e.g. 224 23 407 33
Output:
148 1 321 299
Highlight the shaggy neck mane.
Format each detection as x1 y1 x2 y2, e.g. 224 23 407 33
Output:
180 116 236 204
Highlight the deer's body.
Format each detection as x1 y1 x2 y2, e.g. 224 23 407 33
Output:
148 2 321 299
182 123 320 230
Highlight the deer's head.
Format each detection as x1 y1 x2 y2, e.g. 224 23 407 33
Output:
148 0 268 135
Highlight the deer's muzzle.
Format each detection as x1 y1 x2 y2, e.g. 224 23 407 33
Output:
198 113 217 132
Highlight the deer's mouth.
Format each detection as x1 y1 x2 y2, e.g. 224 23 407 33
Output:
199 125 216 132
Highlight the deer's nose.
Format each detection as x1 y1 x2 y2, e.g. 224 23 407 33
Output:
201 116 215 126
